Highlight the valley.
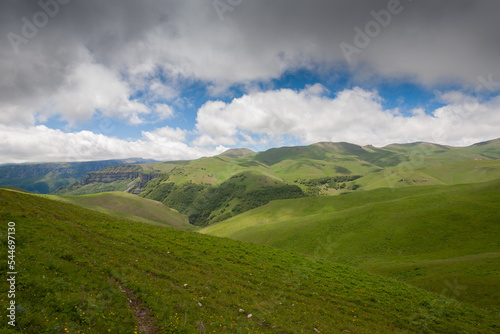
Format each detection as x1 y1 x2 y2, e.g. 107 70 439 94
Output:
1 138 499 333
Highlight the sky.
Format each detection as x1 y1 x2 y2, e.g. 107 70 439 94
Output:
1 0 499 163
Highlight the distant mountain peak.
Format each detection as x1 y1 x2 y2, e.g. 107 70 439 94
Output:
311 141 365 152
472 138 500 146
219 148 255 158
383 142 451 151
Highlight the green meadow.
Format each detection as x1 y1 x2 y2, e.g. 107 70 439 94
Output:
51 192 192 230
201 180 500 310
1 189 499 333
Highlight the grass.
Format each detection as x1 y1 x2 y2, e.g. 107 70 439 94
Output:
225 171 286 192
1 189 498 333
55 179 139 196
0 186 32 193
418 160 500 185
201 180 500 310
51 192 192 230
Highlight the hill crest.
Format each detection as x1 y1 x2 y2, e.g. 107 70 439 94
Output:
218 148 255 158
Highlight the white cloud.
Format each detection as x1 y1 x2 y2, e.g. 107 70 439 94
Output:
0 124 227 164
153 103 175 120
143 126 186 143
1 87 498 164
47 60 150 125
193 86 500 148
148 80 179 101
0 42 154 127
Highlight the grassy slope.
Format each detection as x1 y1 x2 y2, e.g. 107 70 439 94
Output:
201 180 500 310
0 186 32 193
54 179 139 196
224 170 286 191
1 190 498 333
52 192 192 230
358 159 500 190
419 160 500 185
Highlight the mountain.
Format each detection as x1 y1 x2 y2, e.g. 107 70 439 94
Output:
1 188 498 333
218 148 255 158
0 158 155 194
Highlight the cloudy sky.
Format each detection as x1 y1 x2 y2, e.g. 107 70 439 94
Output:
1 0 499 163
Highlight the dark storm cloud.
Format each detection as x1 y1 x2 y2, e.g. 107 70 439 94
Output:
1 0 499 126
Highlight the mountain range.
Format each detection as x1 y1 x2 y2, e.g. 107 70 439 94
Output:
43 138 500 225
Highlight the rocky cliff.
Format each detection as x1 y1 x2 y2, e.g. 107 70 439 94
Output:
54 164 160 195
82 171 143 184
0 158 155 194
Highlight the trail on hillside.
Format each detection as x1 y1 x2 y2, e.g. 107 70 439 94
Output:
110 277 160 334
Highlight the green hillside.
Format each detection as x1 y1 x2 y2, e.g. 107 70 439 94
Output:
0 186 32 193
1 189 498 333
52 192 192 229
140 171 304 226
201 180 500 309
55 179 140 196
356 159 500 191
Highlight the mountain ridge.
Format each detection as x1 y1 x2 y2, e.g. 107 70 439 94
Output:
19 137 500 225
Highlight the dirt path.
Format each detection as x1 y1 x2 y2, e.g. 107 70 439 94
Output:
110 277 160 334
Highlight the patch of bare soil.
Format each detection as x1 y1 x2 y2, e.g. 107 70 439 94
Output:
110 277 160 334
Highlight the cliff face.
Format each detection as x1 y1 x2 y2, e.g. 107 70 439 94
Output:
56 165 161 195
0 158 155 194
81 172 143 185
138 172 158 187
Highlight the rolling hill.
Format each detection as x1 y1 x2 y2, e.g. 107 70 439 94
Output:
1 189 498 333
201 179 500 310
140 170 305 226
51 192 192 229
